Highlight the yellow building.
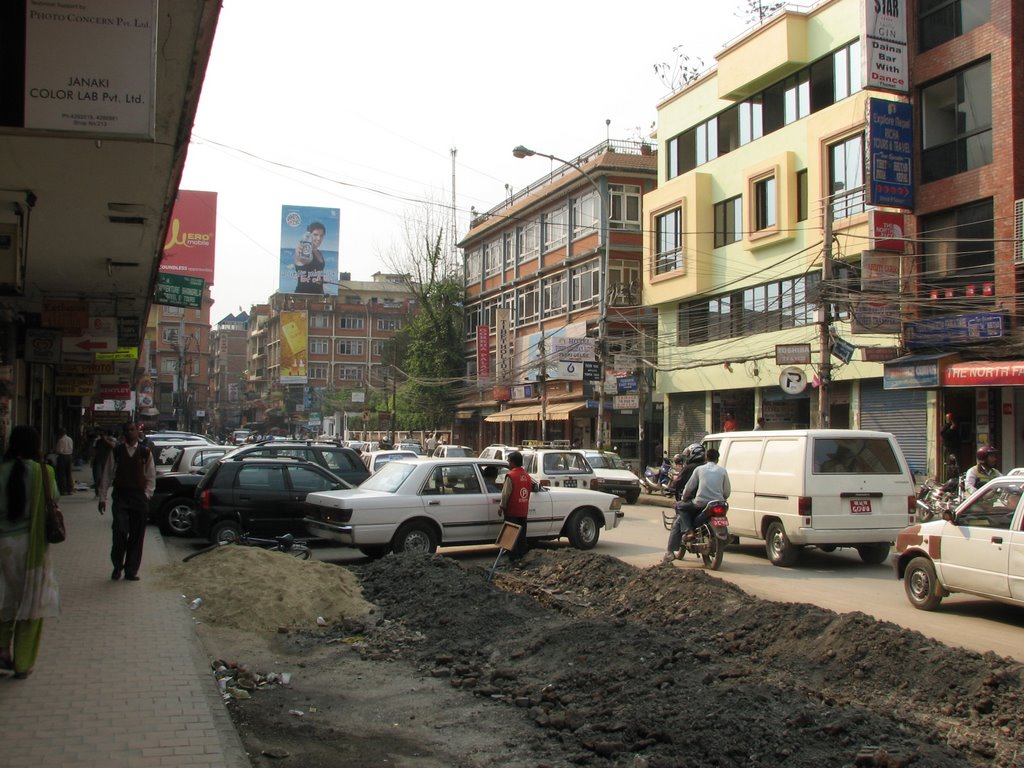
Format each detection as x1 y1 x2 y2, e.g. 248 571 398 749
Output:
644 0 912 463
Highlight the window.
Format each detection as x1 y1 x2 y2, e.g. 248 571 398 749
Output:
376 318 401 331
717 106 741 155
608 184 641 229
572 191 600 240
307 364 328 379
484 239 502 276
754 176 777 231
287 466 337 494
921 60 992 183
336 340 364 356
335 365 362 381
465 304 481 340
829 134 866 220
504 233 515 273
542 275 566 318
655 208 682 274
517 283 539 325
466 248 482 282
919 198 994 302
309 339 328 354
783 70 810 125
739 97 763 145
607 259 641 307
920 0 990 51
714 196 742 247
337 315 364 330
517 221 539 263
543 207 568 251
160 358 178 374
569 262 599 311
796 170 809 222
371 340 386 357
161 327 180 345
237 465 286 492
165 306 183 316
309 313 330 329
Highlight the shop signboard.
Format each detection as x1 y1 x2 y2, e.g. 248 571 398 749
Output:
905 313 1004 349
775 344 811 366
867 98 913 208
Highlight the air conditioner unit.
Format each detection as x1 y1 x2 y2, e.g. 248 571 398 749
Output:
1015 199 1024 265
0 223 22 295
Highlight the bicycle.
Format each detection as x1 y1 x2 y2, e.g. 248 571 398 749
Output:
183 532 312 562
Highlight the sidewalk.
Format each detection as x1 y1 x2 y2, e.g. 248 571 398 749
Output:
0 465 249 768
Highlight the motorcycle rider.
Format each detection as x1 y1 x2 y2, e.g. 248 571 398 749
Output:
965 445 1002 493
661 445 709 563
661 448 731 564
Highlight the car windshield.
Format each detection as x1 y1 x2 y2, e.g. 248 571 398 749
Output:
589 453 626 469
445 447 471 457
360 461 416 493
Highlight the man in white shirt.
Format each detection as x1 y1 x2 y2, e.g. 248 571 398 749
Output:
55 427 74 495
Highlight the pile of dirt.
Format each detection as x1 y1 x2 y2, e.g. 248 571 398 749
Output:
171 548 1023 767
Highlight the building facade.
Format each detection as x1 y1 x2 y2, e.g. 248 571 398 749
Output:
459 140 658 462
208 312 249 437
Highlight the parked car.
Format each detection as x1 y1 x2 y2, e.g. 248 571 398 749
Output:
229 429 251 445
224 441 370 487
479 445 517 461
303 457 623 558
895 475 1024 611
150 471 205 536
169 445 233 474
362 449 418 474
397 442 425 455
580 450 642 504
519 448 598 490
432 444 474 458
146 431 217 444
194 457 352 543
150 439 212 475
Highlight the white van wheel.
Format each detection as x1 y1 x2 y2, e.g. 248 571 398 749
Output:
766 521 799 567
857 542 891 565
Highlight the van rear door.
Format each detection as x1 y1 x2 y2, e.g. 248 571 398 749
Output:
806 436 913 531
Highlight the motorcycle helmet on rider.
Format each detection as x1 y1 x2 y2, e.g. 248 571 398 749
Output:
977 444 998 462
682 443 705 464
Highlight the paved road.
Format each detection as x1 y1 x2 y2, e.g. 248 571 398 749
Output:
165 499 1024 663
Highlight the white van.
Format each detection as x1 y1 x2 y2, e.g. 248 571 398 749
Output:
703 429 916 567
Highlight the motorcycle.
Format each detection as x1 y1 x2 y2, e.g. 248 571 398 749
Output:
661 499 730 570
640 459 675 495
915 476 964 522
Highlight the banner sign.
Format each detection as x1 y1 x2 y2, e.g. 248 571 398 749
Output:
831 336 856 364
614 394 639 410
476 325 490 383
279 310 309 384
495 308 514 383
280 205 340 295
556 361 584 381
155 273 204 308
867 98 913 208
55 376 95 397
617 376 639 393
552 337 595 361
25 329 62 364
905 313 1004 349
942 361 1024 388
41 299 88 333
775 344 811 366
161 190 217 283
869 210 906 252
863 0 908 94
851 300 901 334
582 361 602 382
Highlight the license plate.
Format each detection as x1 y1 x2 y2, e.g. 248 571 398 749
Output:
711 516 729 527
563 479 577 488
850 499 872 514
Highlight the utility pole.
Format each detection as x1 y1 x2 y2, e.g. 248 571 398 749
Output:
818 197 834 429
538 336 547 443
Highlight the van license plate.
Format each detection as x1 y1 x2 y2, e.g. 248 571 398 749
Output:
850 499 872 514
563 479 577 488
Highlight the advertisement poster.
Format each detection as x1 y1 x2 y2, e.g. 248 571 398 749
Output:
863 0 908 94
279 310 308 384
23 0 157 136
280 205 340 295
161 190 217 283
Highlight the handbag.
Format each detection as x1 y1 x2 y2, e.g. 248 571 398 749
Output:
41 460 66 544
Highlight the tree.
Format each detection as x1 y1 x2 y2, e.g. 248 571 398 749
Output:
379 200 465 430
653 48 705 94
737 0 785 24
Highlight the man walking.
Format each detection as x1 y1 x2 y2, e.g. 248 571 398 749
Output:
55 427 74 495
499 450 532 565
97 422 155 581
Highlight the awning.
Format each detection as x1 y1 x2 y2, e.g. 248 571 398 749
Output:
454 409 477 420
544 401 589 419
483 401 589 423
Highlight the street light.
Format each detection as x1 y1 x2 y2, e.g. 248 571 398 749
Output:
512 145 610 449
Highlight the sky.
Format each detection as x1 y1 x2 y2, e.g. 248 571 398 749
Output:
179 0 765 321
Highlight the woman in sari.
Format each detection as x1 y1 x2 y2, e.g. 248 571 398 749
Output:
0 425 60 679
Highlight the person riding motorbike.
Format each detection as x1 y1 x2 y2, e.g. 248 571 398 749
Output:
965 445 1002 494
662 445 714 563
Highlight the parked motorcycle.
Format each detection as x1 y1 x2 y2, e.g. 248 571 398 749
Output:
640 459 675 495
915 476 963 522
661 499 730 570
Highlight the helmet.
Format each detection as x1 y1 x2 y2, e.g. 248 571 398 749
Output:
683 444 705 463
977 445 998 460
672 453 685 464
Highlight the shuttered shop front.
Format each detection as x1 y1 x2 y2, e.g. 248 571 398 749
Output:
860 380 927 478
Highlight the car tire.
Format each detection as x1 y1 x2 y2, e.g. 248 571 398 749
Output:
766 521 799 567
626 491 641 505
159 498 197 537
565 509 600 550
904 556 944 611
392 520 438 554
210 519 242 545
856 542 891 565
358 544 391 559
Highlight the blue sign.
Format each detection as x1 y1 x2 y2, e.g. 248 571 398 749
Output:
616 375 639 393
867 99 913 209
905 313 1004 350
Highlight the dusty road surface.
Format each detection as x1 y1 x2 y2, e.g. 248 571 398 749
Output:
163 545 1023 768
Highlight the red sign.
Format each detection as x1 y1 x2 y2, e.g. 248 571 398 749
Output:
869 210 906 253
476 325 490 380
99 384 131 400
943 361 1024 387
160 190 217 283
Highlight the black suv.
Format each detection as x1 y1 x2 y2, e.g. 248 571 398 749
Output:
194 457 351 543
225 441 369 486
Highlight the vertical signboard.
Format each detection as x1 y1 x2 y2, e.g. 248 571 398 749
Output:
863 0 908 94
867 98 913 209
476 325 490 384
279 310 308 384
161 190 217 283
869 210 906 252
495 308 514 384
24 0 158 136
280 206 340 295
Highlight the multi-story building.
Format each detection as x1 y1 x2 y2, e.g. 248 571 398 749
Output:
244 274 416 436
893 0 1024 475
208 312 249 436
459 140 658 461
144 287 212 433
644 2 916 466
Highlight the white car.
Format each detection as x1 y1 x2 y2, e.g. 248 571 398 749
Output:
580 450 642 504
432 444 474 458
168 444 233 474
304 457 624 557
519 448 597 490
362 449 418 473
895 476 1024 610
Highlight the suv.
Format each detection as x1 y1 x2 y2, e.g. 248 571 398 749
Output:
194 457 351 543
581 450 642 504
224 441 369 487
519 448 599 490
